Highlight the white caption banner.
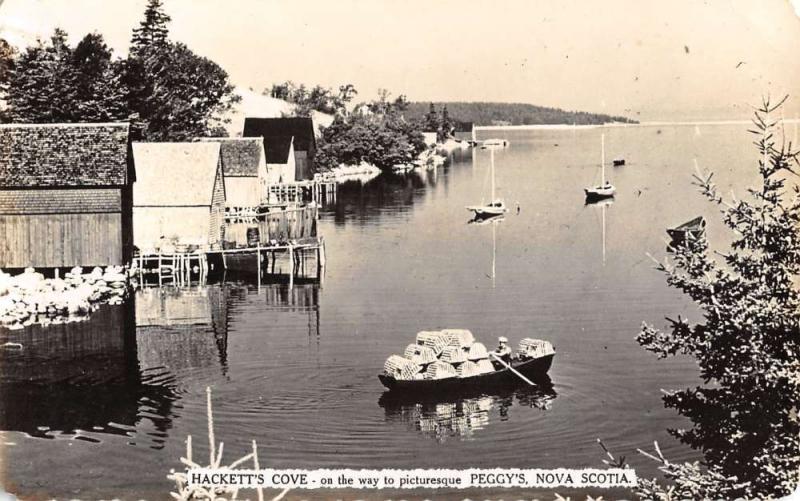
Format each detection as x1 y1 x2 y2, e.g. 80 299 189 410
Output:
187 468 637 489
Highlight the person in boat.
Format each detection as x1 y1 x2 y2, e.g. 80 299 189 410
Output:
491 336 513 369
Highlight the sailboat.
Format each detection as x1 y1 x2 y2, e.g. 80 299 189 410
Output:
467 148 508 218
584 134 616 201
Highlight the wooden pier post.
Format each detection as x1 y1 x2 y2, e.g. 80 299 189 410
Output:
288 244 294 289
318 237 326 286
257 245 262 289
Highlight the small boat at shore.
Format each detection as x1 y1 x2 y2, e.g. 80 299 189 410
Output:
481 139 509 148
467 148 508 218
667 216 706 249
585 134 616 201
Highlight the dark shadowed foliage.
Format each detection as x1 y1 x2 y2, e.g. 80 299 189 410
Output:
632 98 800 499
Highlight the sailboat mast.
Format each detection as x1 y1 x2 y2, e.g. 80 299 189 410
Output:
490 147 496 200
601 133 605 185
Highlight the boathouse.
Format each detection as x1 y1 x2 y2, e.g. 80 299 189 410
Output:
264 136 296 186
242 117 316 180
132 142 225 253
0 122 133 270
198 137 267 209
454 121 475 141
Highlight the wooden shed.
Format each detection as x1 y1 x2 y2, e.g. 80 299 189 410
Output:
263 135 296 185
198 137 267 209
132 142 225 252
242 117 316 181
453 121 475 141
0 122 133 270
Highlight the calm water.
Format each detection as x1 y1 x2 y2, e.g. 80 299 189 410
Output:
1 123 764 499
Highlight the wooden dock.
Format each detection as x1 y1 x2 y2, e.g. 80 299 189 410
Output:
131 251 209 287
267 178 336 205
132 203 326 289
131 237 325 289
207 236 326 289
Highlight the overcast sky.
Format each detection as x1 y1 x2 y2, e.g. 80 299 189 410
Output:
2 0 800 121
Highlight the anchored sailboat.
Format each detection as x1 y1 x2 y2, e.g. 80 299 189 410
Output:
584 134 616 201
467 148 508 218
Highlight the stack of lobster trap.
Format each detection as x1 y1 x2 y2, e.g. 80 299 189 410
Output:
384 329 553 381
384 329 492 381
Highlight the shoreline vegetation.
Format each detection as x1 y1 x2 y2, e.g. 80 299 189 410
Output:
402 101 638 126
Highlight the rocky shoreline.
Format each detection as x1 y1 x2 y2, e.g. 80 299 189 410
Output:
0 266 130 330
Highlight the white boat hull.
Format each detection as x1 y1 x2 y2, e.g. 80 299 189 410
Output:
481 139 509 148
466 205 508 217
584 185 616 200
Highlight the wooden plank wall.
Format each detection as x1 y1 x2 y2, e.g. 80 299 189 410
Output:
256 206 317 244
208 163 226 249
0 213 123 268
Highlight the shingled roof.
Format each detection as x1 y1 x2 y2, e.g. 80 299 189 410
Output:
132 142 222 206
0 123 131 188
263 136 294 164
242 117 316 152
198 137 264 177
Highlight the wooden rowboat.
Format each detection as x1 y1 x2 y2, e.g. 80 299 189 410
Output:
378 353 555 394
667 216 706 249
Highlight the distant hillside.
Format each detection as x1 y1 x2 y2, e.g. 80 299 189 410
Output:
403 102 637 126
222 87 334 137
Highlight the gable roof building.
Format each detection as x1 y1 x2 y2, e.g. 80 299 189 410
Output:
198 137 267 208
0 123 132 188
242 117 316 181
453 121 475 141
262 135 296 186
132 142 226 252
0 122 133 269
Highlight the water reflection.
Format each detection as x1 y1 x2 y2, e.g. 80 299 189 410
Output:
136 285 231 376
379 380 557 443
0 303 179 448
0 274 322 447
584 198 614 265
328 173 426 225
468 214 504 287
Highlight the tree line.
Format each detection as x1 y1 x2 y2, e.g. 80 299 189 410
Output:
315 89 427 172
0 0 238 141
402 101 638 126
266 81 357 116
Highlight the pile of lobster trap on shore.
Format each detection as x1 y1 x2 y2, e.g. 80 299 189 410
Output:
383 329 554 381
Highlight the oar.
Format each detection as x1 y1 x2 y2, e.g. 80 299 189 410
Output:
490 353 535 386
